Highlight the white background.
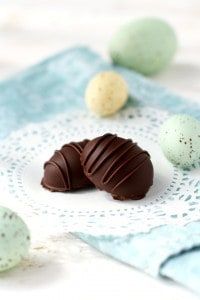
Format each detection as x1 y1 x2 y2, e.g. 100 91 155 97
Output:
0 0 200 299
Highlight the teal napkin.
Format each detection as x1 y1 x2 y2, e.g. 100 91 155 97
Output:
0 47 200 294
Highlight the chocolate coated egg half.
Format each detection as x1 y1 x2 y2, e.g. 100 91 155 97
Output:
41 140 93 192
81 133 154 200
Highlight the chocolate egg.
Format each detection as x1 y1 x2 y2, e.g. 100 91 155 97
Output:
41 140 93 191
81 133 154 200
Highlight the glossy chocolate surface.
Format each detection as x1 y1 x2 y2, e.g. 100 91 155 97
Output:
42 140 92 192
81 133 154 200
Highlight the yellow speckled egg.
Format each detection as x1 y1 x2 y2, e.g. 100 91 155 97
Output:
85 71 128 117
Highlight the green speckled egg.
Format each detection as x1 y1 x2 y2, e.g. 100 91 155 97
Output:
159 115 200 169
0 207 30 272
109 17 177 75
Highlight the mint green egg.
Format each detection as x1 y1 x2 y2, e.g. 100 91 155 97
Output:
159 115 200 169
0 207 30 272
109 18 177 75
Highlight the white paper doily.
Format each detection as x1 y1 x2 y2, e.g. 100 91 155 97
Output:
0 107 200 235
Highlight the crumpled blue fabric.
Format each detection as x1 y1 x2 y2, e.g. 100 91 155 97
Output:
0 46 200 294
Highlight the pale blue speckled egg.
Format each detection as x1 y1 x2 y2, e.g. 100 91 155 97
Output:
109 17 177 75
159 114 200 169
0 207 30 272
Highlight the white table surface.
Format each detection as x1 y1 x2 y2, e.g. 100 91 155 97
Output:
0 1 200 299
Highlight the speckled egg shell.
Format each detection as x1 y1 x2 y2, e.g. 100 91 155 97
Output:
0 207 30 272
85 71 128 117
159 114 200 169
109 17 177 75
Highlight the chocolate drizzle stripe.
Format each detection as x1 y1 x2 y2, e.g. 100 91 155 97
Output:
87 135 116 174
111 156 149 192
56 150 71 189
44 161 68 189
90 139 132 176
87 135 120 174
74 142 84 151
71 142 83 153
102 142 138 184
81 133 153 200
103 150 148 185
83 134 113 166
64 143 82 154
85 135 115 174
42 139 92 192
